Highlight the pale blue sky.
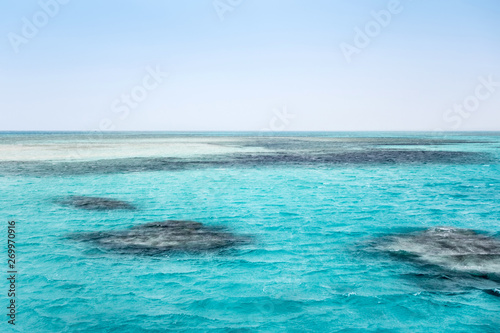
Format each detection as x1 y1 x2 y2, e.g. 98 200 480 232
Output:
1 0 499 131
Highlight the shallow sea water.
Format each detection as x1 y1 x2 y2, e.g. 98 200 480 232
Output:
1 132 499 332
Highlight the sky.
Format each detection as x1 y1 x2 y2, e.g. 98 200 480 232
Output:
1 0 499 131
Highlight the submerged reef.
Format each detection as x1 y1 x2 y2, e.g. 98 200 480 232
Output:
56 196 137 211
369 227 500 296
69 220 251 254
373 227 500 276
1 144 494 177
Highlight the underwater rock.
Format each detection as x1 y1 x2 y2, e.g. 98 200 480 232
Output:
56 196 137 211
69 220 251 254
373 227 500 277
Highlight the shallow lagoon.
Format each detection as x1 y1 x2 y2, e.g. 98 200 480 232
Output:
1 132 499 332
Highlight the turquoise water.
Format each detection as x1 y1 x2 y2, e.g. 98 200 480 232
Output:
1 132 500 332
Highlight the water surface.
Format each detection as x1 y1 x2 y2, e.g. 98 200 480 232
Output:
1 132 499 332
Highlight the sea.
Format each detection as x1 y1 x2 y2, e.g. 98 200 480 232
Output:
0 132 499 332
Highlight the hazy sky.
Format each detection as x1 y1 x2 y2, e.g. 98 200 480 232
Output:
1 0 499 131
